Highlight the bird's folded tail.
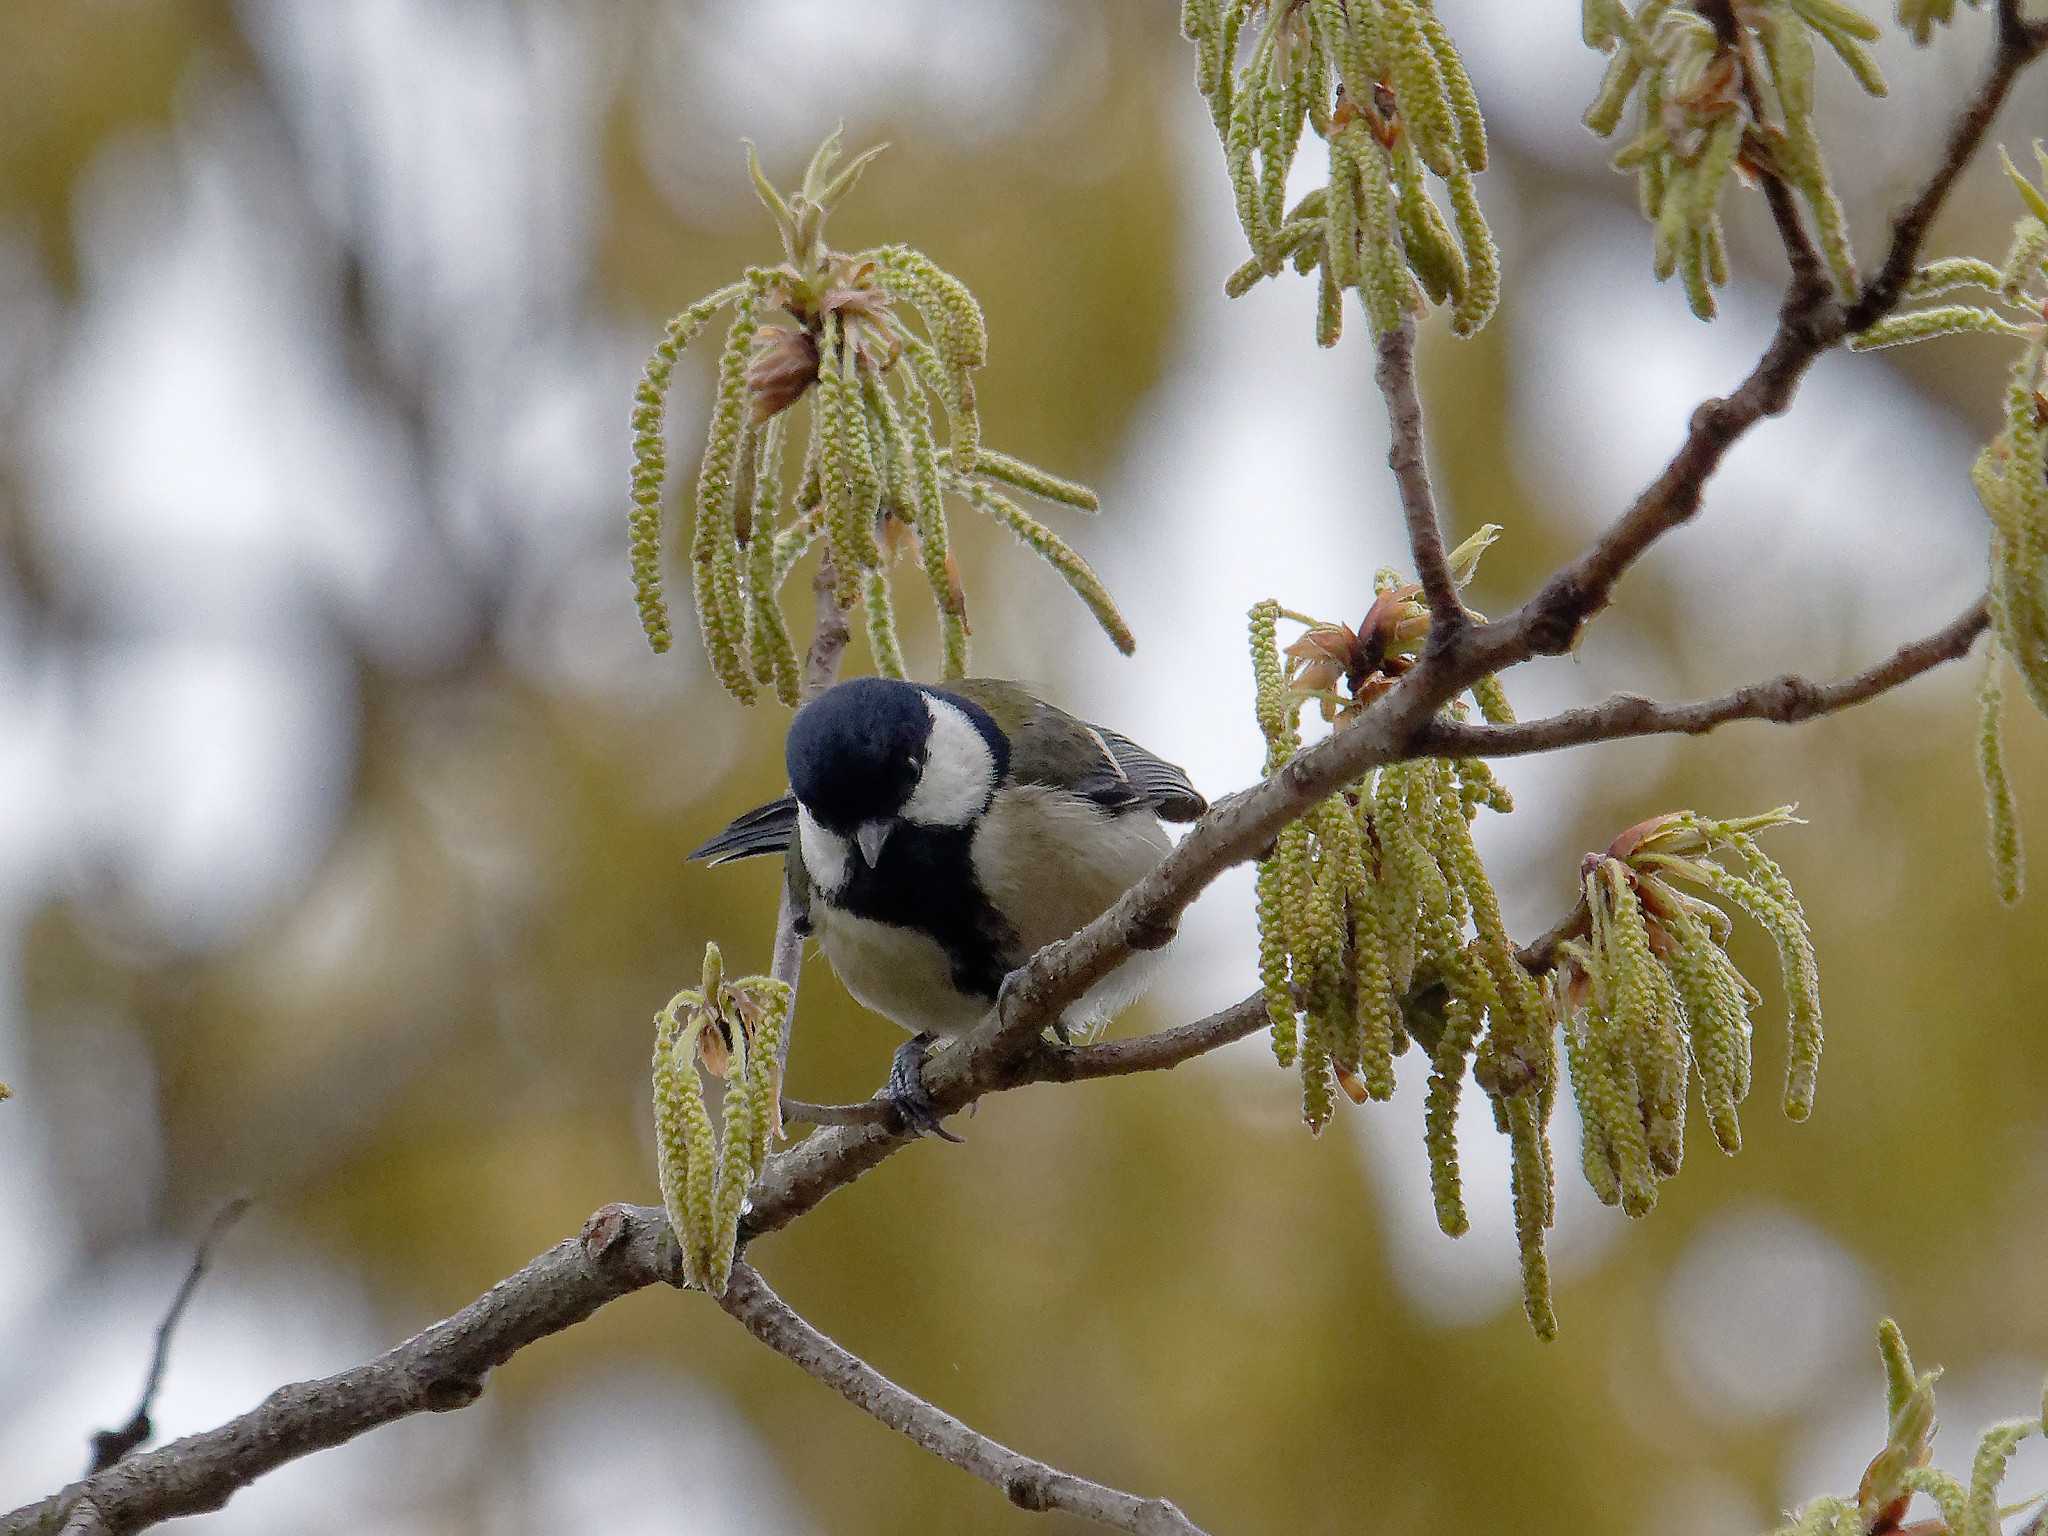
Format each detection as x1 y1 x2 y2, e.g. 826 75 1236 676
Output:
689 796 799 864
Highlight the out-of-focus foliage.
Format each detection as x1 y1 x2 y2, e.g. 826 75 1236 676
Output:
1773 1320 2045 1535
1181 0 1500 342
1 5 2047 1536
1581 0 1887 316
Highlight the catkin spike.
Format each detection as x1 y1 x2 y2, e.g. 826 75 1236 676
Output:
966 448 1101 511
900 384 970 676
1979 641 2025 905
955 479 1134 654
1424 991 1482 1236
628 283 746 654
692 278 768 701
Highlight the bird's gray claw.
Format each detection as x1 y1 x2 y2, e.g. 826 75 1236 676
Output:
886 1032 964 1143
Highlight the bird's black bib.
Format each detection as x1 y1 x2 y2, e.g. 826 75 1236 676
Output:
829 822 1019 1002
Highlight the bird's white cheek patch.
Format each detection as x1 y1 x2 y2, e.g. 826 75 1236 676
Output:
902 693 996 827
798 807 851 895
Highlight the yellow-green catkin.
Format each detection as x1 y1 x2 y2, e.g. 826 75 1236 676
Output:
1424 990 1482 1237
653 1008 720 1292
629 283 743 653
1980 642 2025 905
706 1024 755 1296
1561 994 1626 1209
746 419 801 705
1584 0 1881 313
959 481 1133 654
900 386 969 678
1184 0 1499 341
1898 0 1985 46
692 278 767 700
1661 901 1750 1152
1723 832 1823 1120
1505 1094 1557 1340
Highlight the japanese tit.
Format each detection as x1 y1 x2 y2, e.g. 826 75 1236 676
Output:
690 676 1206 1134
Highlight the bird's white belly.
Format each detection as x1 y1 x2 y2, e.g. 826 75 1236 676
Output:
812 907 992 1038
971 788 1174 1034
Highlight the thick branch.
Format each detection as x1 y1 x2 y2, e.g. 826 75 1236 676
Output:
717 1262 1211 1536
4 1208 681 1536
1422 598 1989 761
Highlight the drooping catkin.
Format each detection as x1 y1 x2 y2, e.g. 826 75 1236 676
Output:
1584 0 1884 315
629 281 746 652
1979 641 2025 905
1183 0 1501 341
1246 566 1569 1333
628 133 1117 698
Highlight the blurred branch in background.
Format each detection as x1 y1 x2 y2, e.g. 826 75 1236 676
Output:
83 1199 251 1478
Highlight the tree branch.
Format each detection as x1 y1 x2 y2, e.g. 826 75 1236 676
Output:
3 1208 682 1536
717 1262 1211 1536
85 1199 252 1477
1485 16 2043 669
1846 5 2048 330
1376 316 1463 637
1422 598 1989 761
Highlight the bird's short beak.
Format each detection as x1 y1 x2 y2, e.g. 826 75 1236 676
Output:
855 819 894 868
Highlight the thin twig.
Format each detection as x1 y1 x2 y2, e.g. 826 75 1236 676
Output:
1423 598 1989 761
1029 995 1267 1082
767 558 853 1103
1846 6 2048 330
1376 317 1463 639
717 1262 1212 1536
86 1198 253 1476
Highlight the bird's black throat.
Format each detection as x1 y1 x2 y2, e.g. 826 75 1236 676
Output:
828 822 1018 1002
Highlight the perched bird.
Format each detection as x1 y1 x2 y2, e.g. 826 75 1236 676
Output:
690 676 1207 1136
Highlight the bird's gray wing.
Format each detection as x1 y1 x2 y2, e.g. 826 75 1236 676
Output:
945 679 1206 823
1088 725 1208 823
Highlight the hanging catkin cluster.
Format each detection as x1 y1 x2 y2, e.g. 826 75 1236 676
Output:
1850 145 2048 904
1250 528 1558 1337
651 942 790 1296
1581 0 1885 318
1179 0 1500 343
1773 1320 2045 1536
627 130 1124 701
1550 808 1820 1220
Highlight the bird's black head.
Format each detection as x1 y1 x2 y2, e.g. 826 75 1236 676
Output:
785 677 1009 837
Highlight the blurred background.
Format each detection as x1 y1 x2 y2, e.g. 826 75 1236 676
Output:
2 2 2046 1532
